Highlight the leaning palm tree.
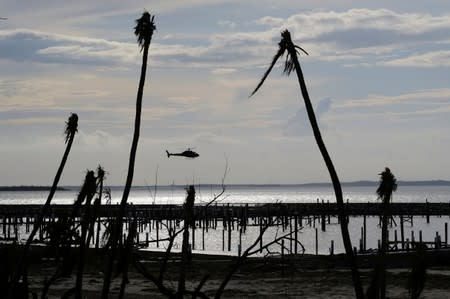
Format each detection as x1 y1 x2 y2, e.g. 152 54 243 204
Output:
250 30 364 298
376 167 397 299
101 12 156 298
9 113 78 297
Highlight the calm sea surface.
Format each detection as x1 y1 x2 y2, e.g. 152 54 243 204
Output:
1 184 449 255
1 184 449 205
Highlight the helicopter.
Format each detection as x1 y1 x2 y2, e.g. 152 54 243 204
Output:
166 148 199 159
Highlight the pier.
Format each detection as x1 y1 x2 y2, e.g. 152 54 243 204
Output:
1 202 449 218
1 202 449 255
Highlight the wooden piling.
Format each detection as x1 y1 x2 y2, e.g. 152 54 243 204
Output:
445 222 448 245
239 227 242 254
394 230 398 250
289 217 293 253
435 231 441 248
95 216 101 249
363 215 367 251
360 227 364 251
321 213 326 232
156 222 159 248
400 215 405 250
192 225 196 250
315 228 318 255
202 227 205 251
259 219 263 253
227 224 232 252
294 215 298 254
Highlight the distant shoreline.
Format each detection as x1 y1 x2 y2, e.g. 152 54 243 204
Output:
1 180 450 191
0 186 68 191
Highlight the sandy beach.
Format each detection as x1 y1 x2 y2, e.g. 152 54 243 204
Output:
3 245 449 298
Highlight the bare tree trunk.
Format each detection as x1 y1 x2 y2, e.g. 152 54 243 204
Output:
290 50 364 298
119 217 138 299
380 199 390 299
75 172 96 299
177 186 196 298
102 42 149 298
9 131 76 298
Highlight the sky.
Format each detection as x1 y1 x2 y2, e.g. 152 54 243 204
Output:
1 1 450 186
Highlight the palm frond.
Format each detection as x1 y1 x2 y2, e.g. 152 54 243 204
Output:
64 113 78 144
251 29 310 95
134 11 156 51
376 167 397 203
283 52 296 75
295 45 309 56
97 165 106 181
250 46 286 97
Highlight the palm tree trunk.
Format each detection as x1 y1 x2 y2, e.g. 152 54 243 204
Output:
9 132 76 298
177 186 195 298
101 43 149 299
380 199 390 299
290 50 364 298
75 173 96 299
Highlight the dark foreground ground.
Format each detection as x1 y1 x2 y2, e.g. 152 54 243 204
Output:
2 245 450 298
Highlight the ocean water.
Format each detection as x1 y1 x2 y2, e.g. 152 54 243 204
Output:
1 184 449 255
1 184 449 205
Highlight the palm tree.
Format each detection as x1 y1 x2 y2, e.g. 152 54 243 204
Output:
250 30 364 298
75 170 97 299
9 113 78 297
376 167 397 299
101 12 155 298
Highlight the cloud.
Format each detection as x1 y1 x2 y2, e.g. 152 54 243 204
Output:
218 20 237 29
3 9 450 70
2 7 450 72
380 50 450 67
329 89 450 124
76 129 128 148
255 9 450 64
339 89 450 108
255 16 284 27
0 29 137 66
279 9 450 41
211 68 237 75
284 98 332 136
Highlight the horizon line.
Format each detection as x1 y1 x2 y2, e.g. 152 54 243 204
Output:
3 179 450 189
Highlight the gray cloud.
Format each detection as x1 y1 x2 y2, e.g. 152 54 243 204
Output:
380 50 450 67
284 98 332 137
3 9 450 70
0 29 136 66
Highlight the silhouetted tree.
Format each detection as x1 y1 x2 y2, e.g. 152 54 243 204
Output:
376 167 397 299
90 165 106 249
408 243 427 299
177 185 196 298
9 113 78 298
102 12 156 298
75 170 97 299
250 30 364 299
